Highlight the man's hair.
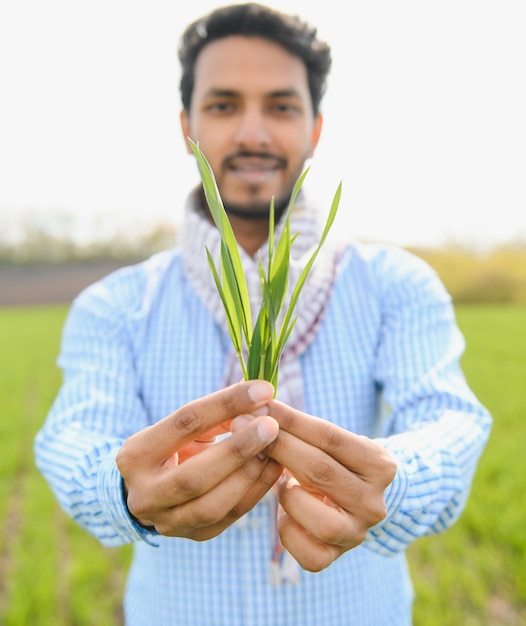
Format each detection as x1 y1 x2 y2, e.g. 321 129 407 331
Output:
177 2 332 116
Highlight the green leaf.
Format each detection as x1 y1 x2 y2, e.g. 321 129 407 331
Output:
268 213 291 321
277 182 342 347
219 241 249 340
206 248 248 378
268 316 297 386
189 140 252 337
190 139 341 393
247 306 266 380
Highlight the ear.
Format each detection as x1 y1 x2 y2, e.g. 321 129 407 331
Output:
308 113 323 158
179 109 193 154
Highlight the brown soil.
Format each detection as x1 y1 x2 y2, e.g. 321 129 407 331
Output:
0 260 131 307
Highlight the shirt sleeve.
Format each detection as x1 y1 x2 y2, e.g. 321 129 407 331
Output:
34 276 159 547
363 247 492 556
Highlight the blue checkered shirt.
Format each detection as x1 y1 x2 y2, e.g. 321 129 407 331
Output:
35 238 491 626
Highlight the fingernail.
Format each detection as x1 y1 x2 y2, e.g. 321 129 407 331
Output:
230 415 250 432
272 471 285 492
251 405 269 416
257 417 278 443
248 381 273 403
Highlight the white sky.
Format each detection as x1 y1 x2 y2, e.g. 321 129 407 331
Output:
1 0 525 249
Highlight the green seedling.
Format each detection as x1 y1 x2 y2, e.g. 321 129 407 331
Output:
190 139 341 393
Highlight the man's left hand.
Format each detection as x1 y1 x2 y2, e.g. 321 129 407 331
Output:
267 400 397 572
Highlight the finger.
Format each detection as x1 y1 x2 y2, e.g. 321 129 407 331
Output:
166 415 279 504
266 427 371 510
269 400 396 481
155 457 283 539
267 430 389 526
277 508 345 572
124 380 274 465
275 472 366 548
174 412 262 465
128 416 279 520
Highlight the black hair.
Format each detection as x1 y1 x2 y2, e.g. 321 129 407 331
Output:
177 3 332 116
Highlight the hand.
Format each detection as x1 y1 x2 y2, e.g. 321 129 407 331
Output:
116 380 282 540
267 401 397 572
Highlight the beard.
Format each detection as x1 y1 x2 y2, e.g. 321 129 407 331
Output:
222 187 291 222
196 186 289 224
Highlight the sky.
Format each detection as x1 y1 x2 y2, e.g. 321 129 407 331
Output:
1 0 525 249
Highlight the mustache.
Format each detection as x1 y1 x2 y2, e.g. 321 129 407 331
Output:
223 151 286 168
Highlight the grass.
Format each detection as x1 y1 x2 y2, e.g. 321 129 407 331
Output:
408 305 526 625
0 305 131 626
0 303 524 625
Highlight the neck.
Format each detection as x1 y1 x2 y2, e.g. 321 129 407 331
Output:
224 213 270 256
196 188 287 257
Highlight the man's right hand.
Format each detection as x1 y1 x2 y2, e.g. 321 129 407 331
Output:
116 380 282 540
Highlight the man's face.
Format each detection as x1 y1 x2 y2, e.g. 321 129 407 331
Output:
180 36 322 218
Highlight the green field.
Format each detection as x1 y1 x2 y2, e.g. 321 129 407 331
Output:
0 304 524 625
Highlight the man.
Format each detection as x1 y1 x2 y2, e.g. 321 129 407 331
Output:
35 4 492 625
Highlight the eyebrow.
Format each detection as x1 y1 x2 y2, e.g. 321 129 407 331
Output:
203 87 303 99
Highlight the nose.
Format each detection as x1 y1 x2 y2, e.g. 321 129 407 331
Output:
234 106 271 147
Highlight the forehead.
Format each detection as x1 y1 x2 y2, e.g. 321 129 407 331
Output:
193 35 310 99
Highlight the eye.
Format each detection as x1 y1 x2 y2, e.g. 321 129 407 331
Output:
270 101 302 116
205 101 236 114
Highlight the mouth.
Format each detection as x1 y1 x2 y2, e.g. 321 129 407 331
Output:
224 153 285 184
